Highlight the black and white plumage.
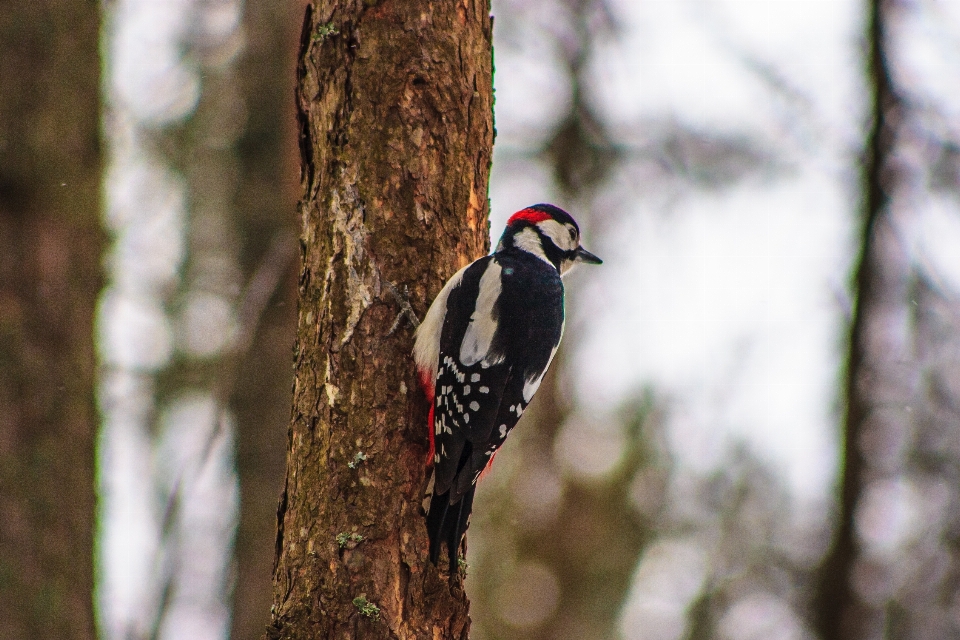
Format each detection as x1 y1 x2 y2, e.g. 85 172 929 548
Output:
413 203 602 567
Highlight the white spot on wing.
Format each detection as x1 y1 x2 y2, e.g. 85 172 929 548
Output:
463 385 470 395
460 260 504 367
471 373 481 382
469 401 480 411
479 386 489 394
499 424 507 437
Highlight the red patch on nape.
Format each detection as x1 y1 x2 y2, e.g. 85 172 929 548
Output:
507 207 553 226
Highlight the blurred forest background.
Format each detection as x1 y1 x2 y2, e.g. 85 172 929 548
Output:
3 0 960 639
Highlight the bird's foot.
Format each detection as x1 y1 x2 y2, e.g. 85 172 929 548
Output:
385 281 421 335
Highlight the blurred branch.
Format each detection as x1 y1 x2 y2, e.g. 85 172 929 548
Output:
145 230 295 640
689 0 859 177
540 0 619 198
814 0 904 636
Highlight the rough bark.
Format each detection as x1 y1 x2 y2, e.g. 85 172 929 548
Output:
0 2 101 638
267 2 493 638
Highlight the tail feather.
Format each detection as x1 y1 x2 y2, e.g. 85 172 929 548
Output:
426 485 476 568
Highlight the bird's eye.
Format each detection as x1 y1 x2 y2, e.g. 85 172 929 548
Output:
568 228 577 241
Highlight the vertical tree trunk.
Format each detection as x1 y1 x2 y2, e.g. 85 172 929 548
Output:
267 2 493 638
815 0 905 637
0 3 101 639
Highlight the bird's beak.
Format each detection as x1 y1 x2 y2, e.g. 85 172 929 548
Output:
575 246 603 265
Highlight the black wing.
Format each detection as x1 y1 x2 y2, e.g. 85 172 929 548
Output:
426 252 564 566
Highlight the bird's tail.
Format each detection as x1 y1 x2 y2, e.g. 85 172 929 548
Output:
425 481 476 569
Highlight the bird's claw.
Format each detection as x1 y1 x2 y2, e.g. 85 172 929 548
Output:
385 281 421 335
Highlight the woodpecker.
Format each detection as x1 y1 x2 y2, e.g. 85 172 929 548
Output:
413 203 602 567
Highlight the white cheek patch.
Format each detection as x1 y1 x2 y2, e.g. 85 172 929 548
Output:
513 228 552 266
537 220 578 252
460 260 505 367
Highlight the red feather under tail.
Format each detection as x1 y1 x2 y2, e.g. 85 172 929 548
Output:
418 367 436 464
426 404 435 464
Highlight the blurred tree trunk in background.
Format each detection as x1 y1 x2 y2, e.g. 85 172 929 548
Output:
231 2 302 638
266 2 493 638
0 3 101 639
98 1 258 634
817 0 960 637
815 0 898 634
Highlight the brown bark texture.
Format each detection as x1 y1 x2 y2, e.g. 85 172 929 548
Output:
0 2 101 639
267 2 493 638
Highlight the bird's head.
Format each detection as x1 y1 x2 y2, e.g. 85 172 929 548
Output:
495 204 603 275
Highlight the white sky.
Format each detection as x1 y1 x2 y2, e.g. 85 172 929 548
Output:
490 0 866 501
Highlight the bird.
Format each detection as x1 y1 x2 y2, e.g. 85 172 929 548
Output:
412 203 602 567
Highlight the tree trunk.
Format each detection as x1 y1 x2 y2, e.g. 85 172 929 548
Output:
267 2 493 638
815 0 906 637
815 0 960 637
0 2 101 638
